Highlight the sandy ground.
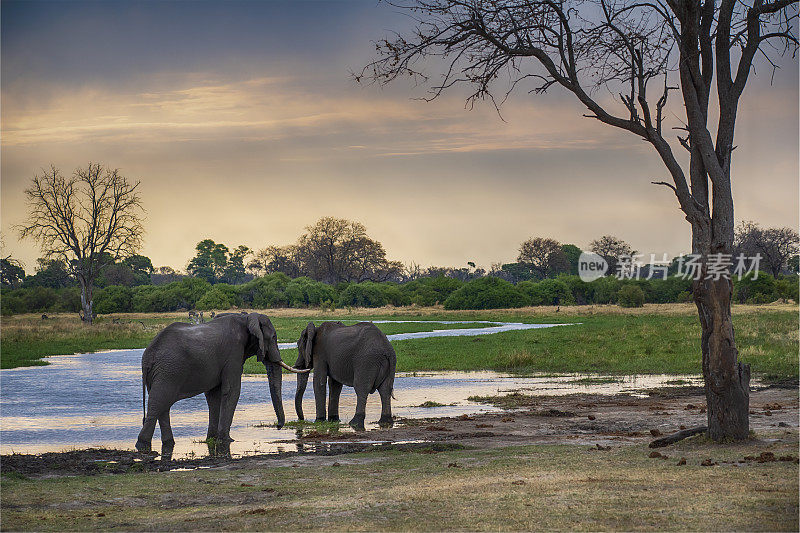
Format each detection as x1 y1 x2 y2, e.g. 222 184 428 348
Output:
3 386 796 477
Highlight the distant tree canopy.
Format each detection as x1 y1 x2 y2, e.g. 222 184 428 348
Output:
560 244 582 276
251 217 403 284
187 240 252 285
295 217 403 283
96 254 154 288
0 257 25 288
734 221 800 277
517 237 570 279
589 236 635 275
22 259 75 289
249 245 302 278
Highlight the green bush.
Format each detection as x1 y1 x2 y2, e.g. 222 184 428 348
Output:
379 282 411 307
22 286 58 312
172 278 212 308
590 276 622 304
775 276 799 302
338 282 389 308
196 287 235 310
734 272 777 304
557 275 593 304
95 286 133 314
444 277 527 310
284 277 338 308
54 287 82 313
646 276 692 303
239 273 290 308
401 276 463 306
1 291 25 315
617 284 645 308
517 279 575 306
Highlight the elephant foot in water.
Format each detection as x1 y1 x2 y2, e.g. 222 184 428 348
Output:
349 413 366 431
210 437 234 457
160 439 175 461
135 438 152 453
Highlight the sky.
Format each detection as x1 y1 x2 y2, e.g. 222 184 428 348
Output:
2 0 798 273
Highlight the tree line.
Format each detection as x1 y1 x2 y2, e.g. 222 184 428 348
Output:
3 164 797 317
2 266 796 317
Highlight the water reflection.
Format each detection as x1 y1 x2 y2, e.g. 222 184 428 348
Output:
2 319 704 459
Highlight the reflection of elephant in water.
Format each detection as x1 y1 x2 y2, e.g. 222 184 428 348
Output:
294 321 396 431
135 313 308 457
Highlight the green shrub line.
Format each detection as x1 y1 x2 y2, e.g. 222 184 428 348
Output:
1 271 797 316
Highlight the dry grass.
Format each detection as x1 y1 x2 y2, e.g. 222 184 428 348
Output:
2 436 797 531
4 302 795 322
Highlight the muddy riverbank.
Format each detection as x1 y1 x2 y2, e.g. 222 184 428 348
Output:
3 385 796 479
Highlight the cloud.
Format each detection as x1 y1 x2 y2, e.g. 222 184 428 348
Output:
1 72 639 156
2 69 796 271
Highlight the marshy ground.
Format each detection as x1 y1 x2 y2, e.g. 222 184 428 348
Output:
2 385 797 531
2 303 797 530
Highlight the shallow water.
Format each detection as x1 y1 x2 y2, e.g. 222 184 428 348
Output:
1 319 700 458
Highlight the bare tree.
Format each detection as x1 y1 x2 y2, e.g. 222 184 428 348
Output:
18 164 144 323
589 235 636 275
735 221 799 277
517 237 570 278
250 245 303 278
360 0 798 440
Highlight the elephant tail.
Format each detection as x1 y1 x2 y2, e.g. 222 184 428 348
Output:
376 351 396 400
141 374 147 425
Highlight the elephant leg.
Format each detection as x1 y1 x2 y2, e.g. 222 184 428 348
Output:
215 374 242 456
349 385 368 431
327 378 343 422
313 361 328 422
137 380 177 452
205 385 222 440
377 380 394 428
158 411 175 460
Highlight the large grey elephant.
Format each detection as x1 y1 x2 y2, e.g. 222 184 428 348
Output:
294 321 396 431
135 312 308 457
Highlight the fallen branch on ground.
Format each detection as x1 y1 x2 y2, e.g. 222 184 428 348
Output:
649 426 708 448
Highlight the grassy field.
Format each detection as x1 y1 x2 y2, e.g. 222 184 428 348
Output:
2 438 797 531
0 314 488 370
1 304 797 380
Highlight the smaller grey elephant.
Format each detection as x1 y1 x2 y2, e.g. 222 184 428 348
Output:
294 321 396 431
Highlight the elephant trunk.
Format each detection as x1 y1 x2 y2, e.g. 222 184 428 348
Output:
265 362 285 429
295 370 309 420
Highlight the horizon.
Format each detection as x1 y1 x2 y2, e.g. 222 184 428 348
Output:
2 0 798 273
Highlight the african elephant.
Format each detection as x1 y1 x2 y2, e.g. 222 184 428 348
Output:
294 321 396 431
135 312 308 457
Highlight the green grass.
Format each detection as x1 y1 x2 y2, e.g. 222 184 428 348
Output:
0 315 488 370
2 306 797 380
416 401 455 407
2 439 797 531
389 311 798 379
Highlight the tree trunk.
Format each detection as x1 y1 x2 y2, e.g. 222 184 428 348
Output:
79 277 94 325
694 275 750 441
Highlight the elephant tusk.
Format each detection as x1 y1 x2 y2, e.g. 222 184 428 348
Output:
277 360 310 373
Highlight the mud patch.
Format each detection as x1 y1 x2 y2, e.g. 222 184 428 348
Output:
0 442 467 479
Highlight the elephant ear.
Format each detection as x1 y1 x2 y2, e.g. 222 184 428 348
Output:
248 313 266 362
302 322 316 367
